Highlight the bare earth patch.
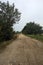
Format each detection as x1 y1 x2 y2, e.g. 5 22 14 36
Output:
0 34 43 65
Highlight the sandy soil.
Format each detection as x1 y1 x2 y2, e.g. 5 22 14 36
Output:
0 34 43 65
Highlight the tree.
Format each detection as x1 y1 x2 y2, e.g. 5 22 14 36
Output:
0 1 21 42
22 22 43 34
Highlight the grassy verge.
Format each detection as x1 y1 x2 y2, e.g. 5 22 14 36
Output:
26 34 43 42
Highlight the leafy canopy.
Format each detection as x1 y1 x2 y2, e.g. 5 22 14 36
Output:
0 1 21 41
22 22 43 34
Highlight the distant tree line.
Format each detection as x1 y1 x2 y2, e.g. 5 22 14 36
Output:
0 1 21 42
22 22 43 35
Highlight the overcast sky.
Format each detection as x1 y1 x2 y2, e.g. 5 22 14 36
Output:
0 0 43 31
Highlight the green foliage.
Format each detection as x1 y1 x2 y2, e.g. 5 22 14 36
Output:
26 34 43 42
22 22 43 34
0 1 21 42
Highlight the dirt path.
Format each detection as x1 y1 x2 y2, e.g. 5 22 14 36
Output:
0 34 43 65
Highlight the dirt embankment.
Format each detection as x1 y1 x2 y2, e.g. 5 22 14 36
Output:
0 34 43 65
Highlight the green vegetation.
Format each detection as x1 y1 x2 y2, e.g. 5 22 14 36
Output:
22 22 43 34
0 33 18 51
22 22 43 42
26 34 43 42
0 1 21 42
